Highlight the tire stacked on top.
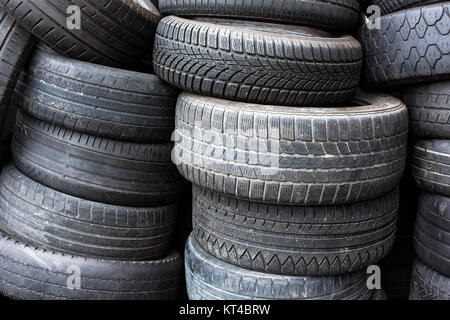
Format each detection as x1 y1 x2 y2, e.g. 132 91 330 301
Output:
360 1 450 300
0 1 184 300
156 0 409 300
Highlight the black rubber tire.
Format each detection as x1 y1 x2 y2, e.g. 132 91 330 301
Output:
0 8 34 134
371 289 388 300
0 0 160 68
174 92 408 205
193 185 398 277
14 47 178 142
0 232 182 300
372 0 443 14
360 2 450 86
409 258 450 300
158 0 360 33
185 234 372 300
414 192 450 276
0 163 178 260
401 81 450 139
11 108 183 207
153 16 362 107
410 139 450 197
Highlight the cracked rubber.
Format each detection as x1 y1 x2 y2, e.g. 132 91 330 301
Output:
185 234 372 300
401 80 450 139
158 0 360 33
409 258 450 300
192 185 398 276
0 0 161 68
14 47 179 142
153 16 362 107
173 92 408 205
0 164 178 260
11 108 183 207
0 7 34 135
414 192 450 276
411 139 450 197
372 0 443 14
0 231 182 300
360 2 450 86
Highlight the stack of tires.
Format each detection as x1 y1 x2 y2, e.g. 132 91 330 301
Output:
0 1 184 300
155 0 409 300
360 1 450 300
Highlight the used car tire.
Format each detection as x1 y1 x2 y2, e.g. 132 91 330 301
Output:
402 81 450 139
0 163 178 260
372 0 443 14
360 2 450 86
185 234 372 300
174 92 408 205
0 232 182 300
0 0 161 68
14 47 178 142
153 16 362 107
411 139 450 197
409 258 449 300
158 0 360 33
414 192 450 276
12 108 183 206
193 185 398 276
0 8 35 134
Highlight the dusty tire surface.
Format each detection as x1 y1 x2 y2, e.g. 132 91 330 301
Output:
0 232 182 300
193 185 398 276
410 139 450 197
12 108 183 207
14 48 178 142
185 234 372 300
158 0 360 33
153 16 362 107
360 2 450 86
0 0 161 68
372 0 443 14
174 92 408 205
414 192 450 276
0 7 35 133
0 164 178 260
409 258 450 300
402 81 450 139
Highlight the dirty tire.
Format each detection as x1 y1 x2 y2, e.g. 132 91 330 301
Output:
12 108 182 206
0 232 182 300
409 258 450 300
153 16 362 107
401 80 450 139
372 0 443 14
414 192 450 276
14 47 178 142
360 2 450 86
158 0 360 33
174 92 408 205
0 8 35 134
185 234 372 300
410 139 450 197
371 289 388 300
193 186 398 276
0 164 178 260
0 0 161 68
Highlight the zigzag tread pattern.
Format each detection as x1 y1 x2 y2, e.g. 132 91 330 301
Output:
193 222 396 276
185 235 371 300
